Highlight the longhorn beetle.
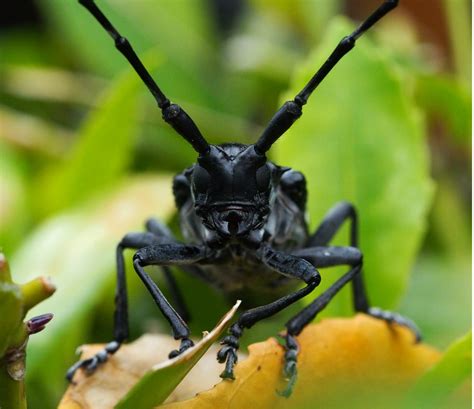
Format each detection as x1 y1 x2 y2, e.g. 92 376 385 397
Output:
67 0 420 396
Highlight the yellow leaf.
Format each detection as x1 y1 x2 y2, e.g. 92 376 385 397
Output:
59 315 443 409
162 315 440 409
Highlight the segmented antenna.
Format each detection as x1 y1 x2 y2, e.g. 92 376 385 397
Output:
78 0 210 155
255 0 399 154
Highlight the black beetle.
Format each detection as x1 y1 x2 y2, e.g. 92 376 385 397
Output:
67 0 419 396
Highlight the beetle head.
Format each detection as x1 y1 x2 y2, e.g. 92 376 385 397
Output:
191 144 272 243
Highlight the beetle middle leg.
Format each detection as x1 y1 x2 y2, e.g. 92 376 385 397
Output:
278 246 417 396
307 201 369 311
307 201 420 337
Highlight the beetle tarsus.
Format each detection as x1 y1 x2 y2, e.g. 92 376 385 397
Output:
277 367 297 398
219 348 238 380
277 333 299 397
65 340 122 383
168 337 194 359
367 307 422 343
217 323 242 380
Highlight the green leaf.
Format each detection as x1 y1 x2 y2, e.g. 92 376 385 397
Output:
35 67 142 218
116 301 240 409
38 0 214 80
122 0 215 78
399 254 471 349
406 331 472 409
11 176 176 404
38 0 144 76
273 18 434 314
0 142 29 255
37 0 223 111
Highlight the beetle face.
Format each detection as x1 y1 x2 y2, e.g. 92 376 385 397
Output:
191 144 272 242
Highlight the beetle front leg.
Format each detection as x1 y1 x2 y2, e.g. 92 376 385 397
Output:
132 243 208 358
218 283 320 380
279 264 362 397
218 245 321 380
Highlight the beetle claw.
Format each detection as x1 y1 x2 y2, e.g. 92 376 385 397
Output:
277 367 297 398
219 367 236 380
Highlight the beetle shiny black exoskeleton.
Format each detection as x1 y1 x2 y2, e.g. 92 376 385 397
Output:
67 0 420 396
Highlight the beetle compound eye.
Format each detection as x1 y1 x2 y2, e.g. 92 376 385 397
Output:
192 166 211 193
256 165 271 191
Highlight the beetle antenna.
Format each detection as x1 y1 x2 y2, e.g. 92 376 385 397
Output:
78 0 210 155
255 0 398 154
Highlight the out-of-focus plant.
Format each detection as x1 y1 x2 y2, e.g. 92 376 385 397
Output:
0 253 55 409
0 0 470 408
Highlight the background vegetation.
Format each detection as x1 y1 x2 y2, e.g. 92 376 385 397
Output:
0 0 471 407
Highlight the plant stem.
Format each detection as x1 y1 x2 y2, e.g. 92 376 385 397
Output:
0 253 56 409
0 364 27 409
0 331 28 409
21 276 56 312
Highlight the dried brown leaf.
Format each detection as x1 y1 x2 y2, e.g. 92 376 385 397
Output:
59 302 241 409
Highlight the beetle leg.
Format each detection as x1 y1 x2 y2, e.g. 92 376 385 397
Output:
367 307 421 342
279 243 419 396
279 265 362 397
278 333 298 397
77 0 209 154
274 246 362 395
217 323 241 380
66 232 199 382
307 201 370 312
66 231 161 382
255 0 399 153
307 202 421 339
217 245 321 380
218 281 320 380
66 341 121 382
145 218 191 322
132 243 208 358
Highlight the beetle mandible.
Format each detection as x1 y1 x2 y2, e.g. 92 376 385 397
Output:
66 0 420 395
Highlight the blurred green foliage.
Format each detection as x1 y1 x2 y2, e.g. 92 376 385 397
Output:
276 18 434 315
407 331 472 409
0 0 470 408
